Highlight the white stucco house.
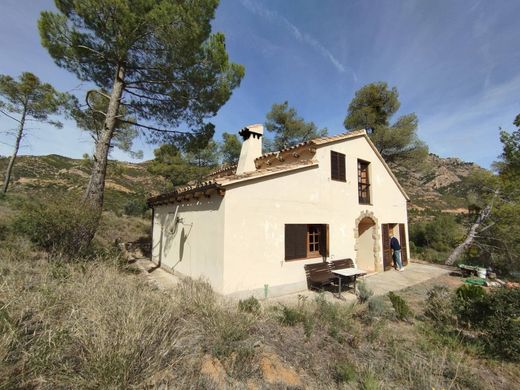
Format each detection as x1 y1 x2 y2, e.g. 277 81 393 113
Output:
148 124 410 298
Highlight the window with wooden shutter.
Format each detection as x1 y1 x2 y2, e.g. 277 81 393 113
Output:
318 224 329 257
285 224 308 260
285 224 329 260
331 151 346 182
358 159 370 204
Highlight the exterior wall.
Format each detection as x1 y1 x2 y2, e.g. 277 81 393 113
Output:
151 196 226 293
221 136 408 297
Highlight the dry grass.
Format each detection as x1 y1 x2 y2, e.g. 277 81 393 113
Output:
1 236 519 389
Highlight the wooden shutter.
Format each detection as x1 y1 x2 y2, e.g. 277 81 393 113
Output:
285 224 308 260
382 224 393 270
399 224 408 266
318 224 329 257
331 151 346 182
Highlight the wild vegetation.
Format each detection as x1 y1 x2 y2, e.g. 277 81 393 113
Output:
264 101 328 150
1 232 518 388
0 0 519 388
0 72 71 194
344 81 428 165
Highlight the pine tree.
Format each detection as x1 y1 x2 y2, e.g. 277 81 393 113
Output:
39 0 244 213
344 82 427 163
0 72 69 194
220 132 241 165
265 101 327 150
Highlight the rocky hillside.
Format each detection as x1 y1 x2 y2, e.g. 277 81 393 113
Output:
390 153 488 214
0 153 487 216
0 154 167 213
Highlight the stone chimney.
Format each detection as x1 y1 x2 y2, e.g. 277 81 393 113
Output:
236 124 263 174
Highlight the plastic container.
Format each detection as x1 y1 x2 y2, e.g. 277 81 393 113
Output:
477 267 487 279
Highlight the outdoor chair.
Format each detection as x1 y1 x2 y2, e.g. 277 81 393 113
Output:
304 262 339 291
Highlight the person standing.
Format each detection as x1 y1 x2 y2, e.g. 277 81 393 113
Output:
390 233 404 271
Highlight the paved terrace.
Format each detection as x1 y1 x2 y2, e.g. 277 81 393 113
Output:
133 259 453 304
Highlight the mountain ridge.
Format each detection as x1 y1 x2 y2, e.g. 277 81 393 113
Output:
0 153 488 215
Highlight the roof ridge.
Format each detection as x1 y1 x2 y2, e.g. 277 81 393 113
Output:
256 129 366 161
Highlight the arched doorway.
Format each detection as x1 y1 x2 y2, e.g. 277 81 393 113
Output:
354 212 381 272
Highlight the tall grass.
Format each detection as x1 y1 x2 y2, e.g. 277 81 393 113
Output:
1 236 518 389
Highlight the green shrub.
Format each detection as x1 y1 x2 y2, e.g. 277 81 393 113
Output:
388 292 413 321
238 296 261 314
278 304 305 326
452 285 486 326
466 288 520 361
13 198 99 257
449 285 520 361
357 280 374 303
367 296 387 318
12 196 99 258
335 362 357 383
0 222 7 241
123 197 148 217
360 370 379 390
302 315 315 339
424 286 455 328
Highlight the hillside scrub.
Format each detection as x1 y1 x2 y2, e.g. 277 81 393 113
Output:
12 195 99 258
2 246 517 388
409 212 465 262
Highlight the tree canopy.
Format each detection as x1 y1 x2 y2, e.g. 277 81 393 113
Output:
71 91 143 159
0 72 70 193
39 0 244 134
220 132 241 165
344 82 428 163
38 0 244 211
460 115 520 275
497 124 520 177
265 101 327 150
147 140 220 188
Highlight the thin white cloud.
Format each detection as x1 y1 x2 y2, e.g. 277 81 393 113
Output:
423 73 520 132
239 0 347 74
419 73 520 166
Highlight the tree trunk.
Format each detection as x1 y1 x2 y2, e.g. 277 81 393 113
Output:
83 65 125 211
2 109 26 194
445 190 498 265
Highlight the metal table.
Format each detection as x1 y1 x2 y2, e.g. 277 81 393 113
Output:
332 268 368 294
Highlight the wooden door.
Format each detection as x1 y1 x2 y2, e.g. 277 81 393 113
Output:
399 224 408 266
381 224 393 271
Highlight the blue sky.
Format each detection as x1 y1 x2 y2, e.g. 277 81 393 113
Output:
1 0 519 169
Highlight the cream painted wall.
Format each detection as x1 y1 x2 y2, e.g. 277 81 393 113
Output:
151 135 409 297
151 197 226 293
220 136 409 296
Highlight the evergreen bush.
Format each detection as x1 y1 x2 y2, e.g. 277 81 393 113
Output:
12 196 99 258
238 296 261 314
356 280 374 303
388 292 413 321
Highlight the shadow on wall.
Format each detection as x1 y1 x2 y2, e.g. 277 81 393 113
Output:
159 197 223 269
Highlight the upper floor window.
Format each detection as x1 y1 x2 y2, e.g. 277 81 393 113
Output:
358 159 370 204
331 151 346 182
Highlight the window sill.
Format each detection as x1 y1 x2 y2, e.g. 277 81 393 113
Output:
285 255 323 262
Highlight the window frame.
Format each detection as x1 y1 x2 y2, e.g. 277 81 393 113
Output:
330 151 346 182
307 224 321 257
284 224 329 261
357 159 371 204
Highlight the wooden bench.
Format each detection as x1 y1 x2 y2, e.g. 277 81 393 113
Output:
304 262 339 291
330 259 356 290
330 258 354 270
